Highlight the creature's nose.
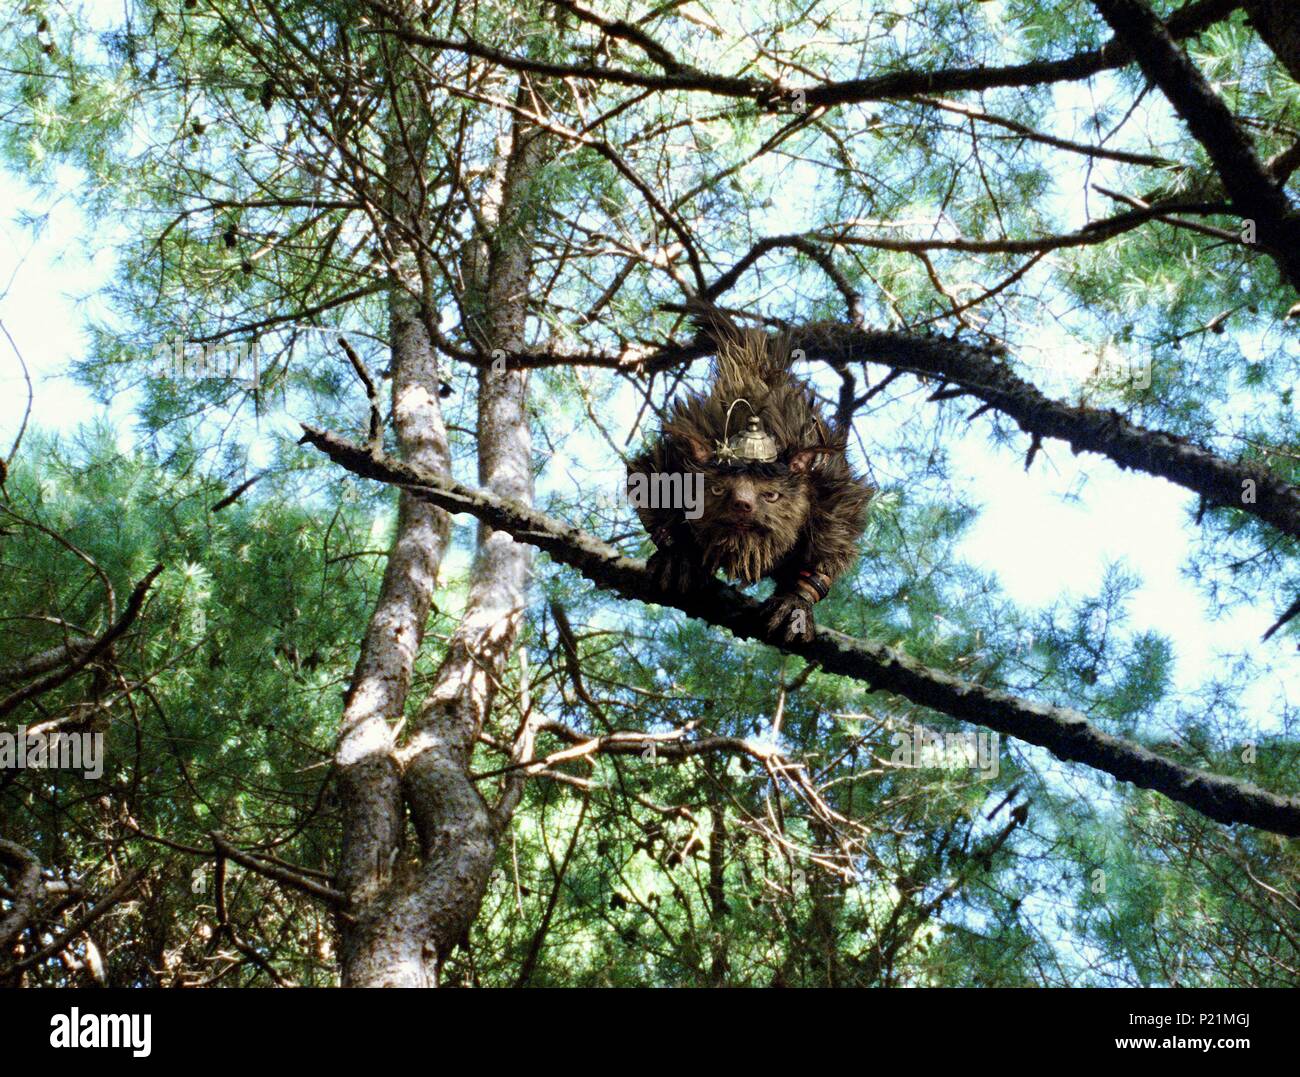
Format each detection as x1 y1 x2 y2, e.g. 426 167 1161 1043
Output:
732 494 754 515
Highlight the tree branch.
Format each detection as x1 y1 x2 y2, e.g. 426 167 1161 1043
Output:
1091 0 1300 291
788 324 1300 543
3 867 146 976
486 324 1300 546
299 424 1300 837
0 564 164 721
363 0 1240 111
0 839 42 958
210 832 347 907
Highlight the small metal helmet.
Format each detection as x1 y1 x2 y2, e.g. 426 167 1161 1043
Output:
715 403 779 465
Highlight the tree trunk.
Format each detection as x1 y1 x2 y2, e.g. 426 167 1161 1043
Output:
340 90 548 987
335 99 453 983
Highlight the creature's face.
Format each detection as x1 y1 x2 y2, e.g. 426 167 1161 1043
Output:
688 466 812 583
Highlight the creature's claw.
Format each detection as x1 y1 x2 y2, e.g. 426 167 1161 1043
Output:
760 592 816 644
646 547 708 596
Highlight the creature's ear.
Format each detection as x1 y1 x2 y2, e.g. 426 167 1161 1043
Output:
664 424 712 465
787 445 840 474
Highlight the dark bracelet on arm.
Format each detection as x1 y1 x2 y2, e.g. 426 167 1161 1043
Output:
794 569 832 603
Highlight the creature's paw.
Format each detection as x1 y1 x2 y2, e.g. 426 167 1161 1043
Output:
760 592 816 644
646 547 709 596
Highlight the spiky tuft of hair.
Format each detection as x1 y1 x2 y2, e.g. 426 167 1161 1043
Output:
664 326 836 466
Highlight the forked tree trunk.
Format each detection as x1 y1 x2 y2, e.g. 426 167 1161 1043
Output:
335 108 454 982
339 91 548 988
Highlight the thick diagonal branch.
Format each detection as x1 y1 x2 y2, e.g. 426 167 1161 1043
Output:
1091 0 1300 291
789 325 1300 542
300 424 1300 837
488 326 1300 545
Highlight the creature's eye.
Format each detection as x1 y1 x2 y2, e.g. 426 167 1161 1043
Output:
761 490 781 503
709 484 725 496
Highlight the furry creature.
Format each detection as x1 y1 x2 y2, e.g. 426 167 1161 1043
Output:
628 314 873 642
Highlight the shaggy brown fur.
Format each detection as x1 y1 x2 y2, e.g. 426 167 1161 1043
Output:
628 317 873 641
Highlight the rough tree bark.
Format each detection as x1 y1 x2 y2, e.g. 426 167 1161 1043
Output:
335 108 455 984
1243 0 1300 83
339 91 549 987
